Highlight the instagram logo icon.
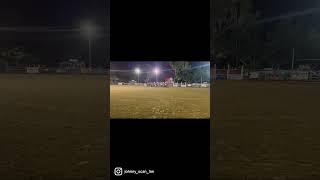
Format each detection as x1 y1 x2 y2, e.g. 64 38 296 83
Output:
114 167 123 176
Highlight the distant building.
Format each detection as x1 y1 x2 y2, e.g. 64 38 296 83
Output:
129 80 137 85
57 59 86 73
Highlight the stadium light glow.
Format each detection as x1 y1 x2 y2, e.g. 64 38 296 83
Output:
82 22 95 35
153 68 160 75
135 68 141 83
153 67 160 82
81 22 96 71
135 68 141 74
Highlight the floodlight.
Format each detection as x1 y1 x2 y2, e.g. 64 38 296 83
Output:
82 22 95 35
135 68 141 74
153 68 160 75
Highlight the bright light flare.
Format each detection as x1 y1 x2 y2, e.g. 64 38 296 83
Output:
135 68 141 74
153 68 160 75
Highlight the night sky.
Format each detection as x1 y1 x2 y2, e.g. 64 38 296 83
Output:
255 0 320 18
1 0 319 66
2 0 317 27
0 0 109 67
1 0 109 26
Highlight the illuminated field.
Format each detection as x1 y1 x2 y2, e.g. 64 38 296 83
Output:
110 85 210 119
0 74 108 179
212 81 320 179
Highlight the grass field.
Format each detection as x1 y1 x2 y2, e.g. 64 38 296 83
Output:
0 74 108 179
212 81 320 179
110 85 210 119
3 74 320 179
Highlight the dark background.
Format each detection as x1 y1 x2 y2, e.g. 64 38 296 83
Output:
0 0 109 67
111 120 210 179
110 0 210 61
255 0 320 18
1 0 319 66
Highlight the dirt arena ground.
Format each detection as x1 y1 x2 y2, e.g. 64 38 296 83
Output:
3 74 320 179
212 81 320 179
110 85 210 119
0 74 108 179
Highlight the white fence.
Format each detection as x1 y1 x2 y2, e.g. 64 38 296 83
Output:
213 64 244 80
26 67 40 74
310 71 320 80
2 66 108 75
114 82 210 88
212 64 320 81
173 82 209 88
249 70 312 81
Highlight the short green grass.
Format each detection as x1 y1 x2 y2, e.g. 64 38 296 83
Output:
0 74 108 179
110 85 210 119
212 81 320 179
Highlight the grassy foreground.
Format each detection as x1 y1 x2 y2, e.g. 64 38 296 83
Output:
0 74 108 179
110 85 210 119
4 75 320 179
212 81 320 179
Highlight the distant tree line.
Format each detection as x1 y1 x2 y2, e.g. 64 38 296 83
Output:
212 0 320 70
0 48 25 67
0 44 108 71
169 62 210 83
0 48 39 71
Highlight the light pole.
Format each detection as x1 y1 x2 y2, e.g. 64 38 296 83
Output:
153 68 160 83
135 68 141 83
291 48 295 70
87 28 92 71
83 23 94 71
88 31 92 71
